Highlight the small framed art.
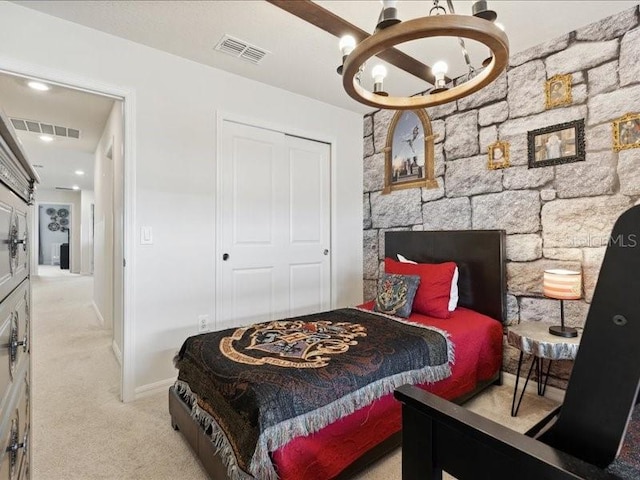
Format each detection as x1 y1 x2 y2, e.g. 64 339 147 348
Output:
612 112 640 152
545 74 572 110
487 141 510 170
528 119 585 168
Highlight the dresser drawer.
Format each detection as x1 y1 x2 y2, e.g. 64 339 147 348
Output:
15 378 28 480
0 280 29 417
0 188 28 305
0 406 22 480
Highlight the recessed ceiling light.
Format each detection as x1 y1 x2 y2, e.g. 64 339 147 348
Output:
75 170 85 176
72 185 80 190
39 135 53 142
27 81 50 91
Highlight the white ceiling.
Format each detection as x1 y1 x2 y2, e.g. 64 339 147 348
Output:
13 0 640 114
0 72 115 191
1 0 636 189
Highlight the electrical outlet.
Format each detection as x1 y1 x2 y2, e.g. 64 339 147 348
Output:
198 314 209 333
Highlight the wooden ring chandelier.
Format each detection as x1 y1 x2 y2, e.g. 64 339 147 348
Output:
342 14 509 110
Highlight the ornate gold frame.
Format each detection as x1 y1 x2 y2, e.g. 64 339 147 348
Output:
545 74 573 109
612 112 640 152
487 141 510 170
383 109 437 194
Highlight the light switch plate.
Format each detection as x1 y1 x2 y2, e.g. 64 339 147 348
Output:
141 226 153 245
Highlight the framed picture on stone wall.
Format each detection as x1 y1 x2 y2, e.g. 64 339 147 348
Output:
528 119 585 169
545 74 572 109
383 109 438 194
487 141 510 170
612 112 640 152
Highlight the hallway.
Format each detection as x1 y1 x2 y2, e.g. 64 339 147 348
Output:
31 266 207 479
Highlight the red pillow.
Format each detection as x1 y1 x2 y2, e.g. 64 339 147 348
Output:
384 258 456 319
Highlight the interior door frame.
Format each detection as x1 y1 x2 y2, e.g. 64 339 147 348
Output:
215 111 337 329
0 57 137 403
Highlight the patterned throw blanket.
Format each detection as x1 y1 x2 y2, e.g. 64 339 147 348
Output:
174 307 454 480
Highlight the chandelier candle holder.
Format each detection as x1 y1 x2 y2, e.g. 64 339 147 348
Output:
543 269 582 338
337 0 509 110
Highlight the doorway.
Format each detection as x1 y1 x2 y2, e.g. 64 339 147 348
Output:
0 68 131 400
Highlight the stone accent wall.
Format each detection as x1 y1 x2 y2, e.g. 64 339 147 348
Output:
362 7 640 388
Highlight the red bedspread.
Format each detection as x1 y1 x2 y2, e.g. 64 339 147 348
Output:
272 306 503 480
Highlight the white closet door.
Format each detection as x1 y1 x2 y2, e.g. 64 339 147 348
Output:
218 121 330 331
285 134 331 317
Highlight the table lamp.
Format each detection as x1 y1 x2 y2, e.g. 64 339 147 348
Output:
543 269 582 338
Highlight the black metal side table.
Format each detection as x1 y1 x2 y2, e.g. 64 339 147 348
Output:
507 321 580 416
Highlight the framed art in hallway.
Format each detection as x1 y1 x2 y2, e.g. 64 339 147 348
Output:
383 109 437 194
487 141 510 170
612 112 640 152
527 119 585 169
545 74 572 109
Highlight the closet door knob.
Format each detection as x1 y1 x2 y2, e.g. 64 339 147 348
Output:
222 253 230 261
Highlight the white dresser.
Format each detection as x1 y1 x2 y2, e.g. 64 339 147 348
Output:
0 111 36 480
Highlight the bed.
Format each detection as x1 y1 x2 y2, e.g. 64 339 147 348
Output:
169 229 507 479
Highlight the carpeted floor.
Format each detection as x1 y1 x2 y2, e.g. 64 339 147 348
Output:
32 267 559 480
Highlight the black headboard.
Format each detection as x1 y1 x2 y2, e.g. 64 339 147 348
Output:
385 230 506 324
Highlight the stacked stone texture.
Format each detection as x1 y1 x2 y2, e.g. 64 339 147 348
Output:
361 7 640 388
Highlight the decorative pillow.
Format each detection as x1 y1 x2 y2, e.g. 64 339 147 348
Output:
386 257 456 318
374 273 421 318
397 254 459 312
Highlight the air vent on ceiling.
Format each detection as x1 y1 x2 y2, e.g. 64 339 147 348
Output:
10 118 81 140
215 34 269 65
32 164 44 169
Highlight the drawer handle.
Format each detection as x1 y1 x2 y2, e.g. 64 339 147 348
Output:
5 441 24 454
7 418 21 476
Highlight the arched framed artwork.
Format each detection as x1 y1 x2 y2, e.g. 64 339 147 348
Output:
383 109 437 194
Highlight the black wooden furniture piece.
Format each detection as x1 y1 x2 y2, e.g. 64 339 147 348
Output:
395 205 640 480
170 229 506 479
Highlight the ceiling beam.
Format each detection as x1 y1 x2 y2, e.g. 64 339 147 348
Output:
267 0 440 86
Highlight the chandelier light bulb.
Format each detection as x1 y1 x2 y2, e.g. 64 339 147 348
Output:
432 61 449 91
338 35 356 56
371 64 388 95
372 64 388 83
432 61 448 76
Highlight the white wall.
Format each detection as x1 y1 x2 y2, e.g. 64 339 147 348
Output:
35 189 81 273
80 190 94 275
0 3 364 395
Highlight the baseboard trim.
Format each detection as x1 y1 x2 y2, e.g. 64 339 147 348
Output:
501 371 566 404
112 339 122 366
134 377 177 400
91 300 105 327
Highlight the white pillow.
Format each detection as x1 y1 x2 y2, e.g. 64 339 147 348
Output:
397 254 459 312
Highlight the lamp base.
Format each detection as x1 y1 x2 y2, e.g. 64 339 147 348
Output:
549 325 578 338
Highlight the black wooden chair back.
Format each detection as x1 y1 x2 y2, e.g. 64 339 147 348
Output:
538 205 640 467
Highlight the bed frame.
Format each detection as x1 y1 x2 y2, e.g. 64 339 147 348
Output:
169 229 507 479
